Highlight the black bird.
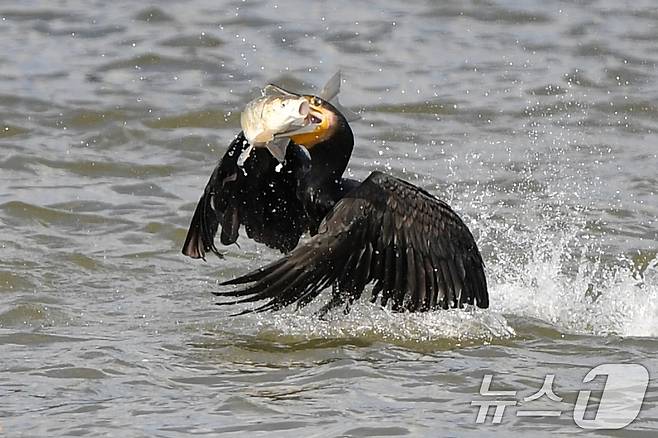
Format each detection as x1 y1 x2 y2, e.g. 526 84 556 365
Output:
182 90 488 315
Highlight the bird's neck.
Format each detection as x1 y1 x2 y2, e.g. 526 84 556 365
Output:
302 124 354 232
307 123 354 190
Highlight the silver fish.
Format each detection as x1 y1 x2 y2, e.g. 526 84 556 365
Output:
238 84 314 166
238 72 360 165
240 92 313 163
241 95 309 144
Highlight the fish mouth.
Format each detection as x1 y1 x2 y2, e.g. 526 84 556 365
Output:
273 102 325 140
285 97 337 148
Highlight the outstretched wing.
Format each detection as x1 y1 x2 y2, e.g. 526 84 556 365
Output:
216 171 488 312
182 132 310 259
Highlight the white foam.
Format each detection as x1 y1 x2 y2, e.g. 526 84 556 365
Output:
258 303 515 344
486 216 658 338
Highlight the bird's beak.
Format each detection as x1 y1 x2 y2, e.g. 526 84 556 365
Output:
276 96 337 148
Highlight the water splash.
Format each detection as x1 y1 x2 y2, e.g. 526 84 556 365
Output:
483 201 658 338
492 246 657 338
258 304 514 345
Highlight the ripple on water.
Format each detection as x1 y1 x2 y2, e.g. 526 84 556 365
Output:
160 33 224 48
0 201 132 229
0 332 89 346
425 4 551 24
65 253 102 271
61 109 129 129
111 182 178 199
367 100 460 116
0 303 50 327
134 7 175 23
0 9 76 22
144 109 239 129
0 271 35 293
31 157 175 178
0 124 28 138
97 54 220 74
35 366 108 380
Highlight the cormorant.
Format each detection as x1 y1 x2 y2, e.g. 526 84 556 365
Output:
182 83 488 315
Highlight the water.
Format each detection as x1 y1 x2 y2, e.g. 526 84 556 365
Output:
1 0 657 435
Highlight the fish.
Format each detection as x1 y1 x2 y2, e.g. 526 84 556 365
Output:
238 72 360 166
239 92 312 164
241 95 310 145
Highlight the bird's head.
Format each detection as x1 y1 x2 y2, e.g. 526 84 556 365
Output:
287 95 348 149
259 73 358 182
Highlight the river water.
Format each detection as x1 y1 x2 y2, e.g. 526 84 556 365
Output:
1 0 657 436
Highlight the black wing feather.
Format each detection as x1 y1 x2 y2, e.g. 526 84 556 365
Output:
182 132 310 259
216 171 489 312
